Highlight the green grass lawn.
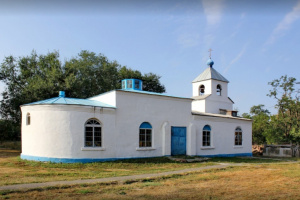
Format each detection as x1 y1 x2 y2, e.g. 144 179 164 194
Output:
0 147 298 187
0 149 217 186
2 162 300 200
1 142 300 199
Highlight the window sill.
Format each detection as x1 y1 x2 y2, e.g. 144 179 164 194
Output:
233 146 243 149
136 147 156 151
81 147 106 151
200 147 215 150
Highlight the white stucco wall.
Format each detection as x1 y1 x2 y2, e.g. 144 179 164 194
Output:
192 79 233 114
21 90 252 162
193 80 228 98
21 105 116 159
21 91 194 160
191 100 206 112
192 114 252 156
89 91 116 107
192 96 233 114
112 91 193 158
210 80 228 99
204 98 233 114
192 80 212 96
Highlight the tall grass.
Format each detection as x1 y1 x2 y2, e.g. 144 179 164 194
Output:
0 141 21 150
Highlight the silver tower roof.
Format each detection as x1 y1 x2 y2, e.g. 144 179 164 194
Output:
193 65 229 83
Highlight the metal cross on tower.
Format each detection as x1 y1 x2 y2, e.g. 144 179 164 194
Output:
208 48 213 58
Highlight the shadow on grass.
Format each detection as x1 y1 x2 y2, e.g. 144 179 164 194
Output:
1 144 294 166
10 156 184 170
112 157 176 164
14 155 295 167
209 156 297 163
108 156 293 164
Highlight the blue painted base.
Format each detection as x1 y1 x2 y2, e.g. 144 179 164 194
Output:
21 153 252 163
20 154 164 163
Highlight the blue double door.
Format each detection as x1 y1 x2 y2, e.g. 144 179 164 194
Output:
171 126 186 156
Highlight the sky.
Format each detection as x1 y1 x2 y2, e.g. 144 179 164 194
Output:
0 0 300 115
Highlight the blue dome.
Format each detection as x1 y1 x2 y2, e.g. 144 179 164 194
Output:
206 58 214 67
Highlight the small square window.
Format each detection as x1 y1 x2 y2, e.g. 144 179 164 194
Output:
127 80 132 88
134 80 140 89
232 111 238 117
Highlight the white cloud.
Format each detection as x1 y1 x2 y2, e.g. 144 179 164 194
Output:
265 0 300 45
202 0 224 27
177 32 200 48
201 0 224 54
230 12 246 38
174 0 224 50
172 4 202 49
224 44 247 73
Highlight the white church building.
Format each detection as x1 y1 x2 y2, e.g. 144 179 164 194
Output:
20 58 252 163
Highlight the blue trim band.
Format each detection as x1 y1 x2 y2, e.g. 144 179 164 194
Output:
21 154 163 163
21 153 252 163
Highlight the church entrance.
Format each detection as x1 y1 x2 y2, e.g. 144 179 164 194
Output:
171 126 186 156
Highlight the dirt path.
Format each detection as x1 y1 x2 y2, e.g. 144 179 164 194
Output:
0 163 233 191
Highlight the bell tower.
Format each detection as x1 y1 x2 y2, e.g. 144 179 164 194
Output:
192 56 235 115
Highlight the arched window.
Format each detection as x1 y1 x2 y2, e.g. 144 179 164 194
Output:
139 122 152 147
235 127 242 146
199 85 205 95
202 125 211 146
85 119 101 147
26 113 31 125
216 84 222 96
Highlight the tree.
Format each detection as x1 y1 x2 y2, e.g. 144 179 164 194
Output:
64 51 121 98
0 51 64 123
267 75 300 143
0 50 166 140
242 104 270 144
64 51 165 98
0 120 20 142
241 113 251 119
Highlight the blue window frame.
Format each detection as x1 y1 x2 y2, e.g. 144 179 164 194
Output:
203 125 211 146
134 80 140 90
139 122 152 147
